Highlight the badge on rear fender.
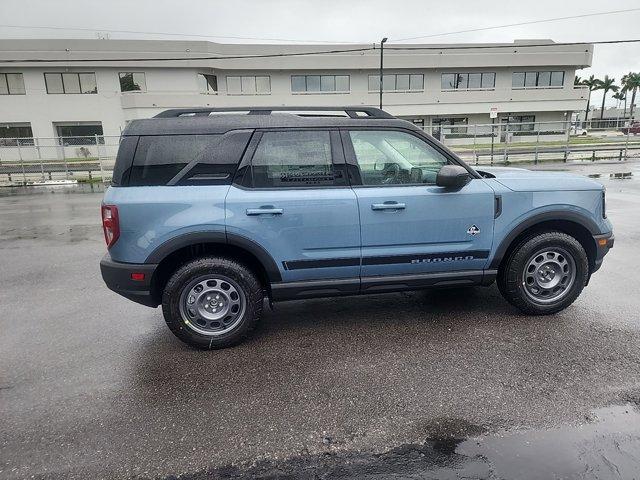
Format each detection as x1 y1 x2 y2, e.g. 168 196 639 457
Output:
467 225 480 236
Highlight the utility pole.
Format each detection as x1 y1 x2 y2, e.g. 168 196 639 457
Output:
379 37 388 110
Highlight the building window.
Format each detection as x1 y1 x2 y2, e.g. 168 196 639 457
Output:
0 73 26 95
291 75 350 93
368 74 423 92
55 123 104 145
44 73 97 94
0 123 33 146
432 117 468 134
119 72 147 92
226 75 271 95
441 72 495 90
503 115 536 132
197 74 218 94
512 71 564 88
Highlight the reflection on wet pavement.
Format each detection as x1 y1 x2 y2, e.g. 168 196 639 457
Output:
177 403 640 479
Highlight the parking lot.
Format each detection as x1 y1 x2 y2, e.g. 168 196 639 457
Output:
1 161 640 479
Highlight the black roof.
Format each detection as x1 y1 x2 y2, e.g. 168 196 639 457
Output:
123 107 417 136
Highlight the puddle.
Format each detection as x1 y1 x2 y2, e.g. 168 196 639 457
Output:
460 403 640 479
174 404 640 479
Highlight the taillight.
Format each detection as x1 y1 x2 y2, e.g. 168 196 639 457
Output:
101 204 120 248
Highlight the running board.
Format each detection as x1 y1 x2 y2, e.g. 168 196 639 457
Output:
271 270 497 301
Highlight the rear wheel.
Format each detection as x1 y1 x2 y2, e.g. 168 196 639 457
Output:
497 231 589 315
162 256 263 349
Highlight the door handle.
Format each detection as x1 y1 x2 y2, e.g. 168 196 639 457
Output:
371 202 406 211
246 207 284 216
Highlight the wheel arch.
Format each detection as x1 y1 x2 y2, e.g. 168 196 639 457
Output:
146 232 281 304
490 212 599 273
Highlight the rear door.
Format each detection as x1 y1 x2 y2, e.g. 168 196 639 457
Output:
342 128 495 280
225 129 361 283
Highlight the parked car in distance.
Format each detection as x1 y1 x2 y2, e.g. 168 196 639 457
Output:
621 122 640 135
100 107 614 349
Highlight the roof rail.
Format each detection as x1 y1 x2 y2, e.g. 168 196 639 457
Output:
154 106 394 119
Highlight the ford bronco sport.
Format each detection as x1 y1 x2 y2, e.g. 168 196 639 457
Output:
100 107 614 349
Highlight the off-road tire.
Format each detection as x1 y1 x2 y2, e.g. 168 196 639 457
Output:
162 256 263 349
497 231 589 315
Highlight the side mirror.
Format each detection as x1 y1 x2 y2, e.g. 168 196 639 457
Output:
436 165 471 189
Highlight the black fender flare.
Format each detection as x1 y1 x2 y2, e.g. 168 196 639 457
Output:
145 231 282 282
489 210 600 270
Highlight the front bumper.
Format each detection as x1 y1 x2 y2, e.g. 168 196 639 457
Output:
100 254 159 307
591 232 614 273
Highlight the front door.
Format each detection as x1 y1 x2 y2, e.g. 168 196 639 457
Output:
225 129 360 283
342 128 495 279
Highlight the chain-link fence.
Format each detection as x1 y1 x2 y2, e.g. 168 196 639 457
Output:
0 119 638 185
420 119 638 166
0 135 120 185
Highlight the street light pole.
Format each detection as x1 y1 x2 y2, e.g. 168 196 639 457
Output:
379 37 388 110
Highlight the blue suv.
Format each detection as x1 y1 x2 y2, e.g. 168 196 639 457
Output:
100 107 614 349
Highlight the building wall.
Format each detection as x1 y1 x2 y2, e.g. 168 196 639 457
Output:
0 39 593 140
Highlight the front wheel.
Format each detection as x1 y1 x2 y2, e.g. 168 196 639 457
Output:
162 256 263 349
497 231 589 315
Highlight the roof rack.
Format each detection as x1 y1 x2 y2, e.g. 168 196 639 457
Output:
154 106 394 119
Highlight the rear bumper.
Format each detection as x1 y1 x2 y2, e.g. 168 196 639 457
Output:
592 232 614 273
100 254 159 307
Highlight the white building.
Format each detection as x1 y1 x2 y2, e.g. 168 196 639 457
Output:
0 38 592 144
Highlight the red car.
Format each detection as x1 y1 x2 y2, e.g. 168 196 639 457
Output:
621 122 640 135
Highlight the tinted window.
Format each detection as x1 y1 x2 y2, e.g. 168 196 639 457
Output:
251 131 341 188
129 135 219 186
512 72 525 88
3 73 25 94
538 71 551 87
349 130 450 186
481 72 496 88
119 72 146 92
550 71 564 87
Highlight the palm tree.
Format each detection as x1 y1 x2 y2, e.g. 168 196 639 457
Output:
593 75 619 120
612 91 626 126
574 75 582 85
622 72 640 121
580 75 600 127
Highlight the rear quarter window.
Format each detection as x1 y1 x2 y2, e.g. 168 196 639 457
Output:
128 135 221 186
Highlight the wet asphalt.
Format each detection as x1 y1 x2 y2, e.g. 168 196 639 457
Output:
1 161 640 480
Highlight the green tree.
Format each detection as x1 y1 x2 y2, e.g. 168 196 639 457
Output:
574 75 582 85
612 91 626 119
622 72 640 121
593 76 619 120
580 75 600 127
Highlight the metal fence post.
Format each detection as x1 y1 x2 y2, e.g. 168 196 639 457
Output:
623 123 630 161
503 123 509 164
490 120 495 165
473 125 478 165
96 134 105 183
563 120 570 163
18 141 26 184
62 138 69 180
34 138 45 182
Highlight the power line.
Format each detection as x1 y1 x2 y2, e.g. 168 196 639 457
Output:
0 23 361 45
391 8 640 42
1 39 639 64
386 39 640 51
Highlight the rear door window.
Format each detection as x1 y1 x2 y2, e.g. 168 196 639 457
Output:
249 130 345 188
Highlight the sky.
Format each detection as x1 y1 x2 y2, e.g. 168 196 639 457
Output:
0 0 638 108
